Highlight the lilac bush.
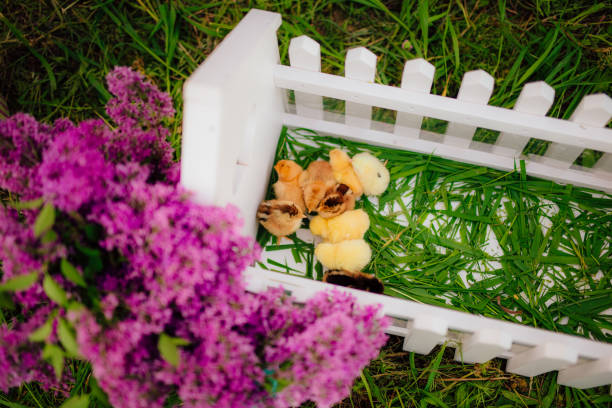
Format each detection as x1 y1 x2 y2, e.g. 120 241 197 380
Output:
0 67 388 407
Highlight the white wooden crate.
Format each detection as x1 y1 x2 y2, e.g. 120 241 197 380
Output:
181 9 612 389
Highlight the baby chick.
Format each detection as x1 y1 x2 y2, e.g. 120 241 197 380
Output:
298 160 336 213
316 183 356 219
351 152 390 196
329 149 363 197
256 200 305 241
323 270 384 294
273 160 306 212
310 209 370 243
314 239 371 272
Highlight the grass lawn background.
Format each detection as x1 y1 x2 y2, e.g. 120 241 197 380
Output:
1 1 611 407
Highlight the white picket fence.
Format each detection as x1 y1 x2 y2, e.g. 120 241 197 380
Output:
181 9 612 390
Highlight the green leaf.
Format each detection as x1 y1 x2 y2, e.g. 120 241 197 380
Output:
9 197 44 210
61 259 86 287
89 377 110 406
0 271 39 292
33 202 55 238
158 333 189 366
41 230 58 244
59 394 89 408
0 292 15 310
43 274 68 306
58 318 79 356
29 313 56 342
42 343 64 379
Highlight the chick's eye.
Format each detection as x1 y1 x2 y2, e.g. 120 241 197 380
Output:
377 172 381 178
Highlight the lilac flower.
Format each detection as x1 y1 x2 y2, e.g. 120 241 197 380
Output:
0 66 388 407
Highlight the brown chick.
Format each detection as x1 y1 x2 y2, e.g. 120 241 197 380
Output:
273 160 305 212
298 161 336 213
257 200 305 242
323 270 384 294
316 184 356 219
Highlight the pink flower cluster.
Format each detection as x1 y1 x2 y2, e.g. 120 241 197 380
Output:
0 67 388 407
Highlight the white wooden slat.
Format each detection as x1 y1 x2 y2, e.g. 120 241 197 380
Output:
543 94 612 167
245 267 612 360
493 81 555 156
182 9 284 238
273 66 612 153
345 47 377 128
444 70 494 148
282 112 612 193
506 343 578 377
394 58 435 138
402 316 448 354
558 356 612 389
593 154 612 173
455 329 512 364
289 35 324 120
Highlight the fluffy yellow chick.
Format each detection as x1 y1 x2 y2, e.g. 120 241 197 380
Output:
298 161 336 213
352 152 390 196
310 209 370 243
256 200 305 241
273 160 305 212
329 149 363 197
314 239 371 272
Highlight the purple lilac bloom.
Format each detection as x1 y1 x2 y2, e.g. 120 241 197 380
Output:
0 66 388 406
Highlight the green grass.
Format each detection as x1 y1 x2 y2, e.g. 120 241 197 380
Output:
1 1 611 407
259 127 612 342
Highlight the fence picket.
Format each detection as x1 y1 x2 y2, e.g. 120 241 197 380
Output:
394 58 435 138
542 94 612 167
494 81 554 156
289 35 324 119
402 316 448 354
455 329 512 364
345 47 377 128
558 357 612 389
444 70 494 148
506 343 578 377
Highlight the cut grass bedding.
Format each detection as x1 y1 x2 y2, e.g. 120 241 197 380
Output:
257 126 612 343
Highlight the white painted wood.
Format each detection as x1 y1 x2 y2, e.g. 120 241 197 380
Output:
402 316 448 354
558 356 612 389
289 35 324 120
273 66 612 153
543 94 612 167
455 329 512 363
182 11 612 390
506 343 578 377
593 154 612 173
244 268 612 362
494 81 555 156
394 58 435 138
590 94 612 172
282 113 612 193
345 47 377 128
181 9 285 238
444 70 494 148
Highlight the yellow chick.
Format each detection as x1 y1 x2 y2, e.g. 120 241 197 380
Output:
273 160 305 212
329 149 363 197
314 239 371 272
310 209 370 243
298 161 336 213
351 152 390 196
316 183 356 219
256 200 305 241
